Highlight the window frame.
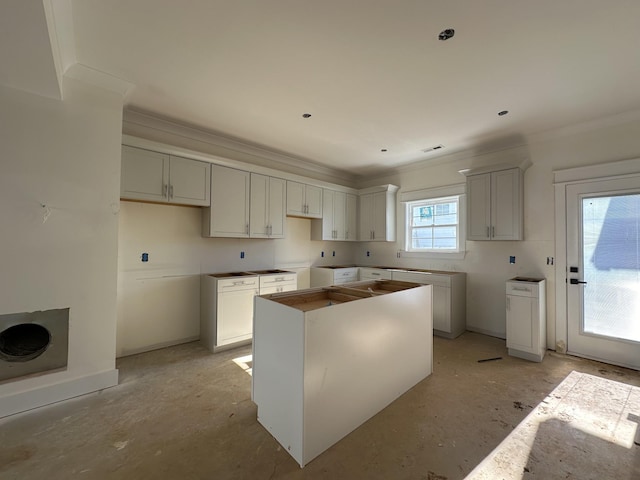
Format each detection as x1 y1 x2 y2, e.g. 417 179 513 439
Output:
399 184 466 259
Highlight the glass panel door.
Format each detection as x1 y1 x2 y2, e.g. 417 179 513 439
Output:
566 177 640 370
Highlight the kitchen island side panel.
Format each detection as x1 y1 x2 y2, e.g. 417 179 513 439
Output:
252 296 305 465
302 285 433 465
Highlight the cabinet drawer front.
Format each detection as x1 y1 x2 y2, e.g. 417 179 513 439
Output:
335 268 358 278
259 274 297 287
506 282 538 297
217 277 259 291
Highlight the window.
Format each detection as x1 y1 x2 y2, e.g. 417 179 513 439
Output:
406 196 461 252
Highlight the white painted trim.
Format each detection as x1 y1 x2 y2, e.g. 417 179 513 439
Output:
554 183 568 353
123 109 357 186
362 144 532 185
43 0 76 100
553 157 640 184
399 183 465 203
466 326 506 340
0 369 118 419
122 135 360 194
553 156 640 354
64 63 135 100
358 184 400 196
117 337 199 358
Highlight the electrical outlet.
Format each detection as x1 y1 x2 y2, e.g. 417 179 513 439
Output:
332 251 335 257
509 255 516 264
547 256 554 265
321 251 324 257
141 252 149 262
366 251 370 257
240 251 245 259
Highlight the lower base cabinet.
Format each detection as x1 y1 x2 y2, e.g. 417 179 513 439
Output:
390 270 466 338
252 281 433 467
506 277 546 362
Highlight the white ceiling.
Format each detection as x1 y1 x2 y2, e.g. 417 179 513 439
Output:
11 1 640 177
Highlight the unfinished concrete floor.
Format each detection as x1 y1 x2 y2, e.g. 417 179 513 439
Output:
1 332 639 480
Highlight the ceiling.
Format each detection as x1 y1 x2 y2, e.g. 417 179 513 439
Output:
9 1 640 178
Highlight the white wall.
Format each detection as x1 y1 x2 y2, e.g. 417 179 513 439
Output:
117 202 357 356
0 78 124 417
356 115 640 347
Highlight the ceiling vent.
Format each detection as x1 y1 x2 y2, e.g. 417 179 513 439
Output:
422 144 445 154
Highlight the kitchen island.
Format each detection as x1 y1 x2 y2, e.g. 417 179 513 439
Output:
252 280 433 467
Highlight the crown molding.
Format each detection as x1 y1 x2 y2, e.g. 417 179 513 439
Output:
64 63 134 99
122 108 358 186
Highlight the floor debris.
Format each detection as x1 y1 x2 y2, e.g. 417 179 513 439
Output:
477 357 502 363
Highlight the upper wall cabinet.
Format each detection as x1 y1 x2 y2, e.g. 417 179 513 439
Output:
203 164 250 238
311 189 358 241
203 166 286 239
250 173 286 239
465 167 523 241
358 185 398 242
286 181 322 218
121 145 211 206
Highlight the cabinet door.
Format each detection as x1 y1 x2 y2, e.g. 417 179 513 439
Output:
121 146 169 202
432 285 451 332
467 173 491 240
333 191 346 240
286 181 305 216
358 194 373 240
250 173 269 237
345 193 358 241
169 156 211 206
305 185 323 218
492 168 522 240
371 191 388 241
506 295 533 351
204 165 250 237
217 289 257 346
267 177 286 238
321 189 335 239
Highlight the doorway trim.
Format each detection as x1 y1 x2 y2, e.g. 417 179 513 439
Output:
553 157 640 354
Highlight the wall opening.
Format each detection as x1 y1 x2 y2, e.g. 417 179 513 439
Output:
0 309 69 382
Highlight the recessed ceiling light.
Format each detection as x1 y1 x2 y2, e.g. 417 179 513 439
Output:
302 113 312 118
438 28 455 41
381 149 388 152
498 110 509 116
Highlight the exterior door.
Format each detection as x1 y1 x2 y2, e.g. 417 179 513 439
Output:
566 177 640 369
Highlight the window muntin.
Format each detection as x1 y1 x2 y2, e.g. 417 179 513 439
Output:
406 196 460 252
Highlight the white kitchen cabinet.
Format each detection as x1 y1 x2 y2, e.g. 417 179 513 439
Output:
310 266 359 287
390 269 466 338
200 273 260 352
345 193 358 241
358 267 393 280
121 145 211 206
257 271 298 295
358 185 399 242
506 277 546 362
250 173 286 238
466 167 523 241
203 164 250 237
253 281 432 467
310 190 358 241
286 181 323 218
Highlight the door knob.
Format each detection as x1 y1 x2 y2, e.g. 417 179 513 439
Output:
570 278 587 285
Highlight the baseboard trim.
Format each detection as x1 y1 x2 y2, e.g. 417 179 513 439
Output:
117 336 200 358
466 326 506 340
0 369 119 419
